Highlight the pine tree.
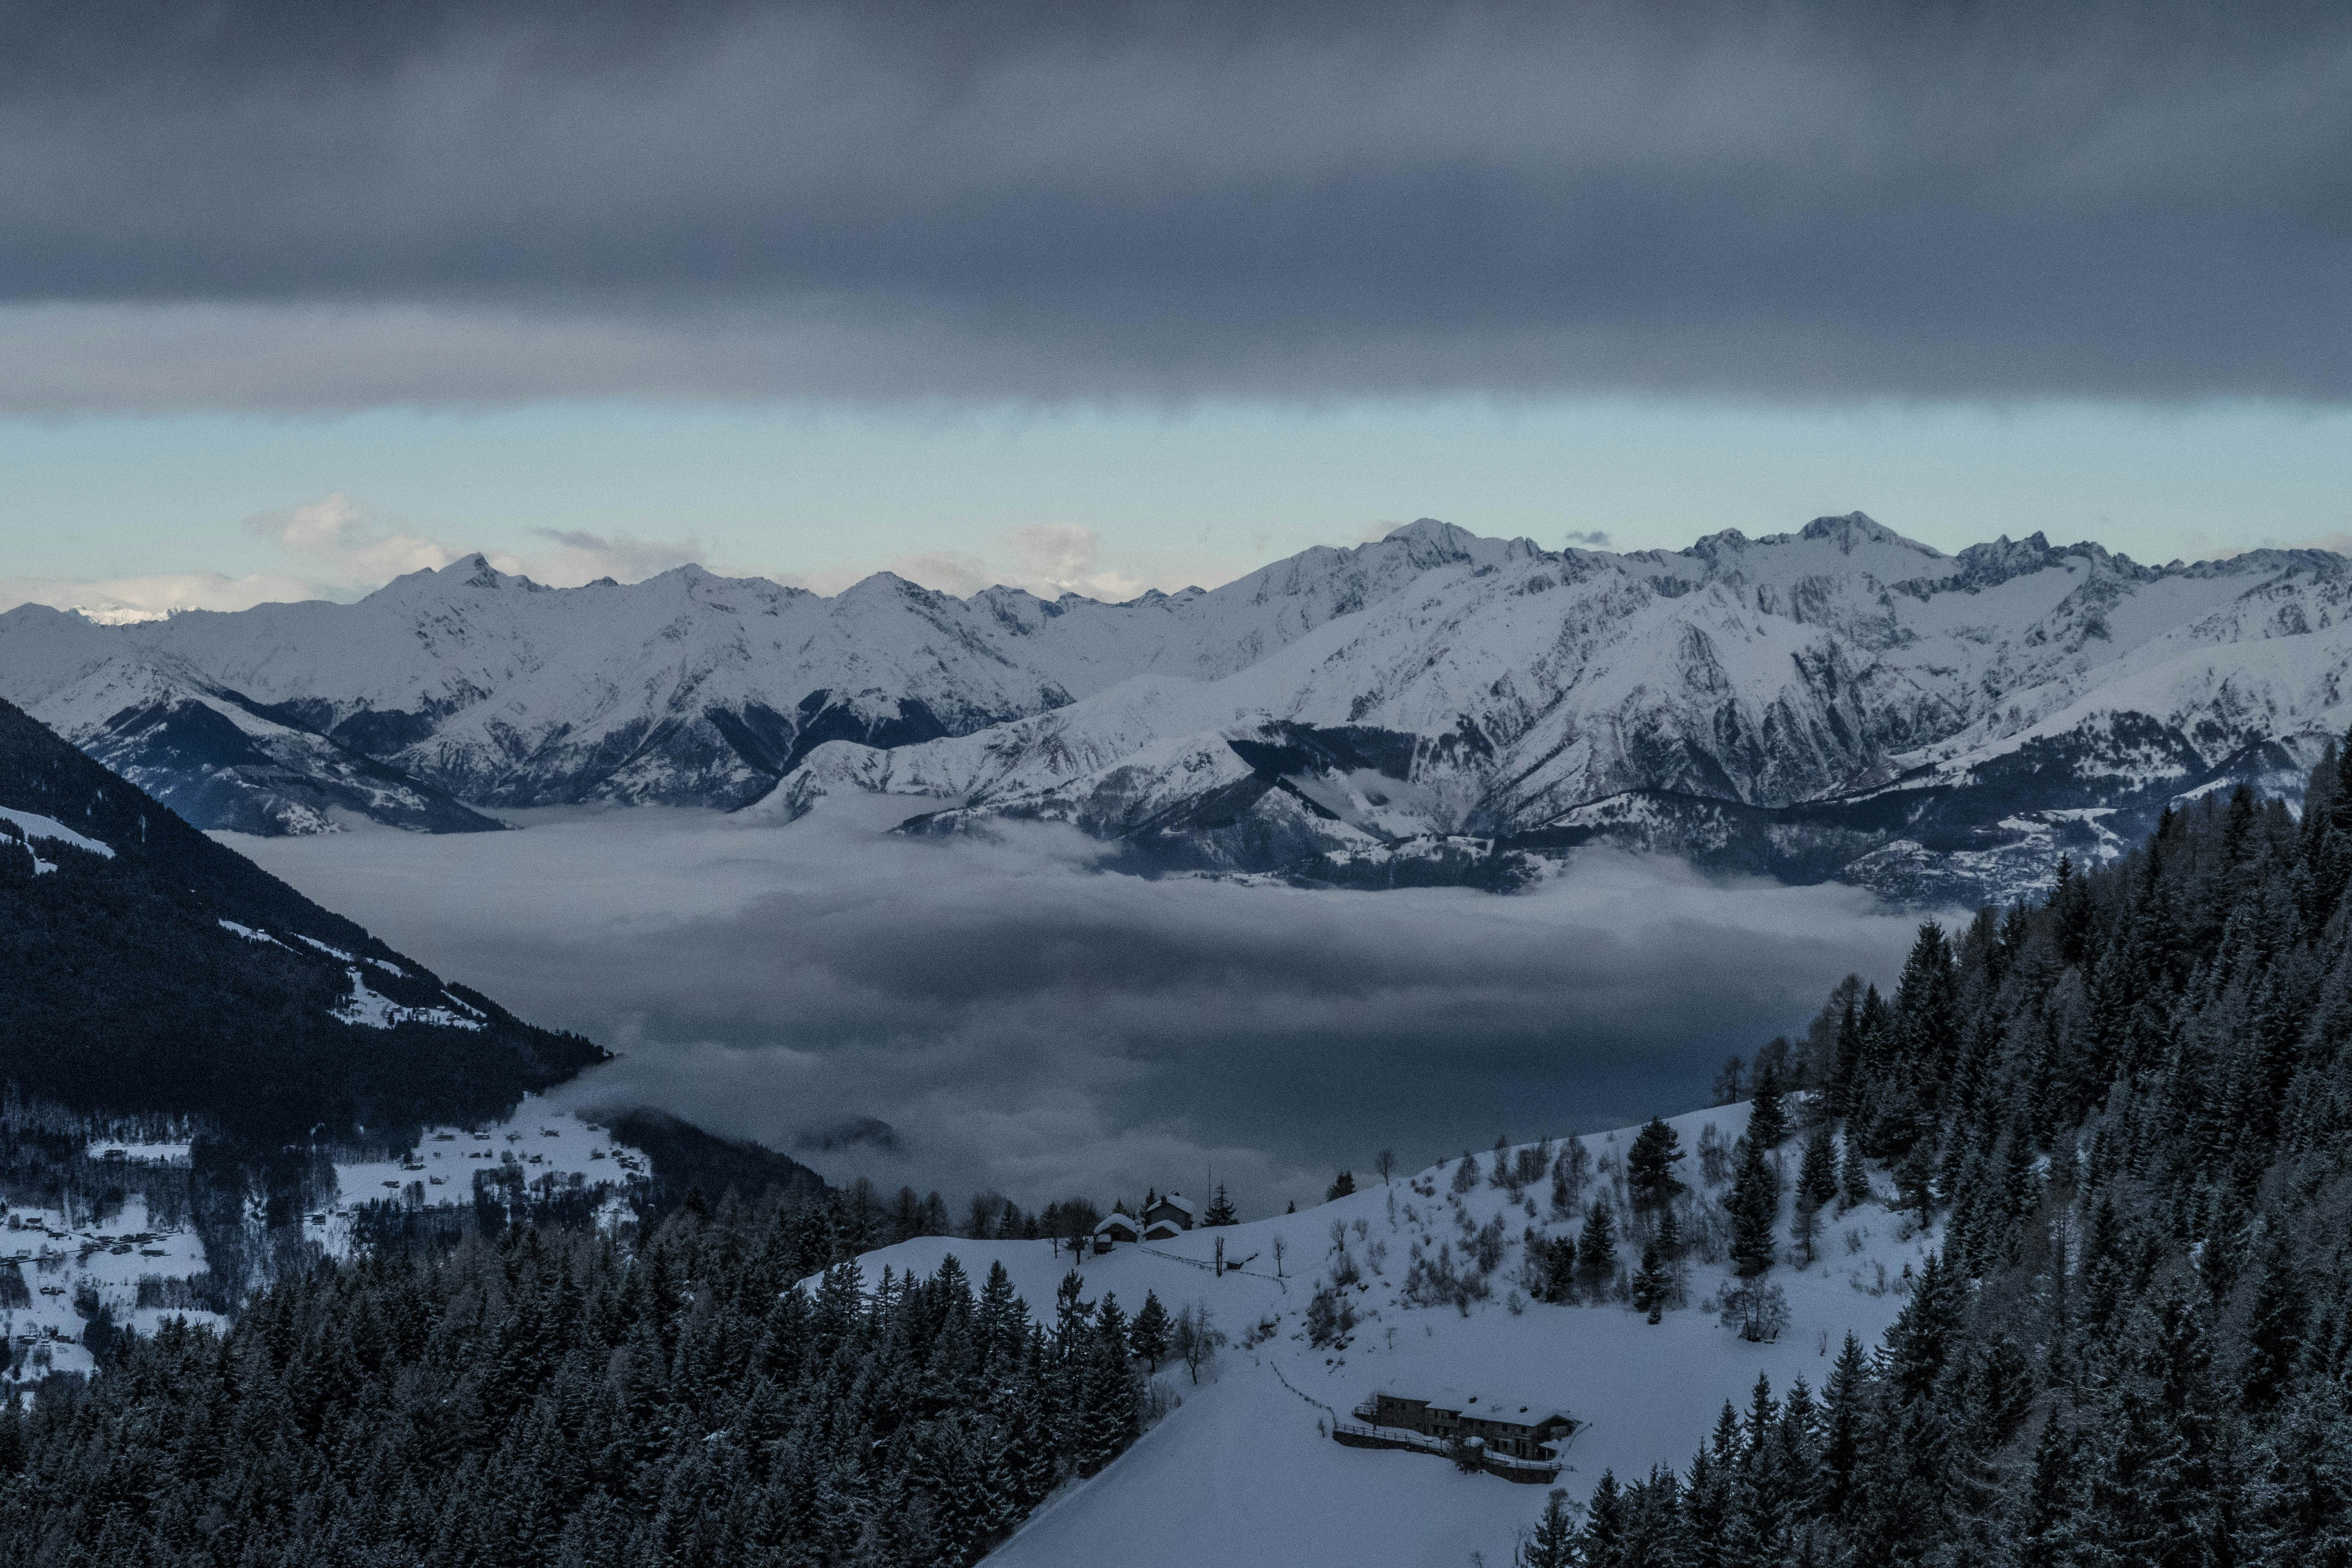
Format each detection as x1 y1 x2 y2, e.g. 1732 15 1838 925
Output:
1838 1129 1872 1211
1728 1133 1780 1277
2016 1415 2082 1568
1202 1184 1237 1227
1797 1122 1838 1213
1883 1252 1963 1404
1516 1488 1580 1568
1749 1053 1789 1149
1080 1296 1139 1475
1579 1200 1618 1294
1542 1234 1577 1304
1655 1202 1683 1261
1326 1170 1356 1201
1819 1334 1868 1525
1626 1117 1687 1213
1128 1291 1170 1373
1582 1470 1625 1564
1829 988 1865 1120
1452 1152 1479 1195
1631 1243 1672 1323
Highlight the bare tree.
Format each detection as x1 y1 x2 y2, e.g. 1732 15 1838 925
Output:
1172 1302 1227 1384
1376 1148 1397 1186
1272 1235 1288 1278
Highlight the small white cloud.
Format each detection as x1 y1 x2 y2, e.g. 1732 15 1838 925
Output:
243 491 460 586
1003 523 1147 601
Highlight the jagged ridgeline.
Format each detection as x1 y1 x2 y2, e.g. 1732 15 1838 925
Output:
0 696 604 1136
1557 748 2352 1568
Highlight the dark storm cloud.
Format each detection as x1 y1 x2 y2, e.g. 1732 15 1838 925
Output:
229 806 1926 1213
11 0 2347 406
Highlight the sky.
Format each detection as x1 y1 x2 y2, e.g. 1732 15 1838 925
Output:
228 802 1929 1213
3 0 2349 616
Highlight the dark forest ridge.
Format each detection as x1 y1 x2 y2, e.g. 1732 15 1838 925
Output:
0 694 603 1136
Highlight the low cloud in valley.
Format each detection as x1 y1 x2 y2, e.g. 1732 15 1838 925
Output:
232 802 1929 1215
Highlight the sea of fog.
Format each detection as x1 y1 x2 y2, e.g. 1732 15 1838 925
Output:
224 799 1934 1217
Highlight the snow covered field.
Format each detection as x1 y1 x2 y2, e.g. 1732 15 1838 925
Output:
836 1104 1932 1567
317 1096 648 1253
0 1099 649 1381
0 1196 223 1381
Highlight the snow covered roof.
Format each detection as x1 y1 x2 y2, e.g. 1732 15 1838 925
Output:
1151 1192 1195 1216
1380 1388 1573 1427
1095 1213 1138 1234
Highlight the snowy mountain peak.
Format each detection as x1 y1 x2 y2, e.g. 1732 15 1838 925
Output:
12 512 2352 904
368 552 543 600
1792 511 1938 556
1376 516 1537 570
1378 517 1476 549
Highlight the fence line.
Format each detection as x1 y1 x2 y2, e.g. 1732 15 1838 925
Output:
1134 1244 1286 1292
1264 1356 1336 1422
1329 1418 1563 1485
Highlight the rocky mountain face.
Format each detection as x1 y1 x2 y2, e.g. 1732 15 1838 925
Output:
6 514 2349 902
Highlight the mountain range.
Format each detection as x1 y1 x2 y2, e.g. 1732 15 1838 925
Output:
6 513 2347 903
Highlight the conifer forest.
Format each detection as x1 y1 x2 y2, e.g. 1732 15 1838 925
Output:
1530 756 2352 1567
0 1193 1163 1567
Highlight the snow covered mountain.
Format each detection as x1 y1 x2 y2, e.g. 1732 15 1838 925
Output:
0 693 604 1135
6 515 2349 901
763 516 2352 902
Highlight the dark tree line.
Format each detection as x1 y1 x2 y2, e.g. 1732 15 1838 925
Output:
0 1190 1167 1567
1538 747 2352 1566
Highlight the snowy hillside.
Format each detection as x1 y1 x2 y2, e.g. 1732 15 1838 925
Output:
9 514 2352 900
826 1104 1934 1568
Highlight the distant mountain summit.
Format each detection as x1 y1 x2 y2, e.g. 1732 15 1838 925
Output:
6 516 2350 901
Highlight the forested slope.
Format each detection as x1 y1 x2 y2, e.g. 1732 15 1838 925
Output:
0 1196 1152 1567
0 696 604 1135
1550 747 2352 1566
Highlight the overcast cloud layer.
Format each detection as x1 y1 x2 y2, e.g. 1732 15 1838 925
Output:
4 0 2348 410
229 802 1926 1215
